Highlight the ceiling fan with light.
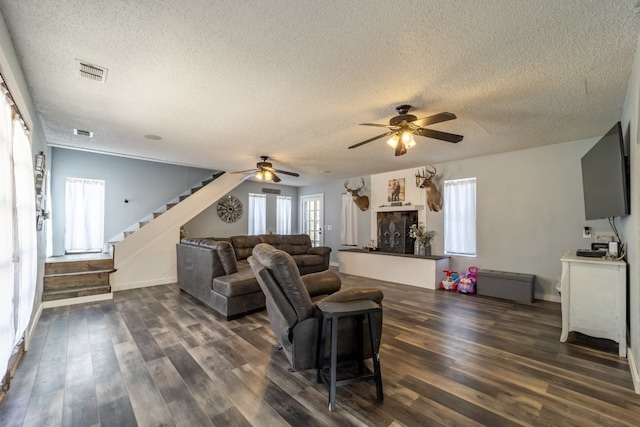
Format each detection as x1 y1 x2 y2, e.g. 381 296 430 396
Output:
349 105 463 156
233 156 300 182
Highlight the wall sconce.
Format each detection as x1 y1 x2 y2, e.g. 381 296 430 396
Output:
35 151 45 175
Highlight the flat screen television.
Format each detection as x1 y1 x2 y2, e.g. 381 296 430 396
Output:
581 121 629 220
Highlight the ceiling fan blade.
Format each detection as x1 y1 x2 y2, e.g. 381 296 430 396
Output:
348 131 394 149
232 169 258 174
360 123 393 128
395 142 407 156
416 128 464 143
271 172 281 183
412 112 457 126
273 168 300 177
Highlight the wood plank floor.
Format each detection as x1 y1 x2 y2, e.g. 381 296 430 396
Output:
1 273 638 426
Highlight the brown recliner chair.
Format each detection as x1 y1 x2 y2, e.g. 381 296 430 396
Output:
248 243 383 371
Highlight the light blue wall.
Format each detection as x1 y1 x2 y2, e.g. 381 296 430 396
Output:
299 177 372 265
49 147 214 255
185 180 299 238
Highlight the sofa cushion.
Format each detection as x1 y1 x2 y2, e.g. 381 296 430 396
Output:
231 235 262 260
213 266 261 297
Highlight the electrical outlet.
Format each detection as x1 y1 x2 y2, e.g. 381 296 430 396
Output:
583 226 591 238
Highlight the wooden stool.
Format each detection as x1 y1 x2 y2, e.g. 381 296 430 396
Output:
316 300 383 412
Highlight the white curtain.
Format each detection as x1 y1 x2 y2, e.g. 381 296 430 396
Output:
248 193 266 235
276 196 291 234
341 193 358 245
12 118 36 341
444 177 477 256
64 178 105 253
0 90 15 377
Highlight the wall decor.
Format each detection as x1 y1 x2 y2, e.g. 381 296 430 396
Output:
387 178 405 202
217 195 243 223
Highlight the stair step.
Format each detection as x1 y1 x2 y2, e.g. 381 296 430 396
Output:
166 203 177 210
124 231 135 237
44 270 113 292
179 195 190 201
42 285 111 302
201 178 213 186
139 221 149 228
191 186 203 193
45 258 114 275
153 212 162 218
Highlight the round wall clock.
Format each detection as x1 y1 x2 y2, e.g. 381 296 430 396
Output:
217 195 243 223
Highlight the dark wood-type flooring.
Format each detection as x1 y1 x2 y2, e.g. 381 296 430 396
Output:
1 273 639 426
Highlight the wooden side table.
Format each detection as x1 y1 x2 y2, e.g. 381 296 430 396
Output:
316 299 383 412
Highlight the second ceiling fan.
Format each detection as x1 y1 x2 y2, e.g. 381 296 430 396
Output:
349 105 463 156
233 156 299 182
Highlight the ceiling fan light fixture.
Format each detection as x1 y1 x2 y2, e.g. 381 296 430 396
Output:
401 131 414 144
255 170 264 180
405 139 417 149
386 134 399 148
264 170 273 181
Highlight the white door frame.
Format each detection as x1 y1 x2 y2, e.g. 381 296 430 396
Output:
300 193 324 246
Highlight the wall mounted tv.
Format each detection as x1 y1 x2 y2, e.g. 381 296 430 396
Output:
581 121 629 220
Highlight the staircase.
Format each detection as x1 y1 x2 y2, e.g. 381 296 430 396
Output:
43 255 115 302
43 172 230 303
106 172 224 252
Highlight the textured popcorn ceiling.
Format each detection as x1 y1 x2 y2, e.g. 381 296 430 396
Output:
1 1 640 185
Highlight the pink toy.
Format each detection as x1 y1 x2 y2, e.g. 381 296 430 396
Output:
458 266 478 294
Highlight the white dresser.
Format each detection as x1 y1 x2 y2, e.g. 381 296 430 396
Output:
559 252 627 357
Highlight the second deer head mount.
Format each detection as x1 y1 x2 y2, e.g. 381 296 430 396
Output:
416 166 443 212
344 177 370 211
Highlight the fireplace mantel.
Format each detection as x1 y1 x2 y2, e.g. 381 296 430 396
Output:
375 204 424 213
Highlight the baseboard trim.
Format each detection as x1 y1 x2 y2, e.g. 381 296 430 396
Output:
111 276 177 292
537 294 561 303
25 303 43 351
42 292 113 309
628 346 640 394
329 261 339 268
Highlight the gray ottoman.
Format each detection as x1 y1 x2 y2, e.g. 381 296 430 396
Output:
476 269 535 303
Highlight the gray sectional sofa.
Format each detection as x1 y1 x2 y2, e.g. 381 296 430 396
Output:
176 234 337 319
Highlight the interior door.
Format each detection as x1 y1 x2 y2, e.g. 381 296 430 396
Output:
300 193 324 246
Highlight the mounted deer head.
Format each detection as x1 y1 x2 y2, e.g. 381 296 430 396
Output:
415 166 443 212
344 177 370 211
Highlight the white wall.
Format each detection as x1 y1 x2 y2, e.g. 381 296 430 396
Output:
185 180 299 238
50 147 214 255
425 139 614 302
621 31 640 393
301 138 616 302
0 11 48 346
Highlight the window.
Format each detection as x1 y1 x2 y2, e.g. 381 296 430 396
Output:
1 88 37 387
64 178 105 253
248 193 266 235
444 177 477 256
276 196 291 235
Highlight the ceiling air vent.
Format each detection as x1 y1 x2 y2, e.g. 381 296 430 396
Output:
74 128 93 137
76 60 107 83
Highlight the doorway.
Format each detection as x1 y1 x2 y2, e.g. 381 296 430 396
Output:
300 193 324 246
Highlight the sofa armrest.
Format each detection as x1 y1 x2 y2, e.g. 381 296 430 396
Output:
307 246 331 256
302 270 341 297
319 287 383 305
